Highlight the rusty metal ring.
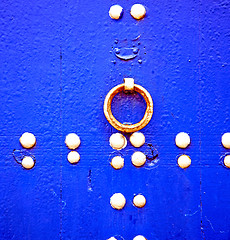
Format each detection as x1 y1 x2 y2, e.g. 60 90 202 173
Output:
104 80 153 133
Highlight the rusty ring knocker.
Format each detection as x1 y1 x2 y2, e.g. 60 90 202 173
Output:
104 78 153 133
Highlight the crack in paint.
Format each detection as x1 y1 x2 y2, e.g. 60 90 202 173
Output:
51 189 66 209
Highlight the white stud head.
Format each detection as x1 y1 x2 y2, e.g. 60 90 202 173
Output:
224 155 230 168
109 5 123 20
133 194 146 208
19 132 36 149
111 156 124 169
222 133 230 149
21 156 35 169
110 193 126 210
65 133 80 150
107 238 117 240
109 133 127 150
133 235 147 240
130 132 145 148
130 4 146 20
175 132 190 149
177 154 191 169
131 151 146 167
67 151 80 164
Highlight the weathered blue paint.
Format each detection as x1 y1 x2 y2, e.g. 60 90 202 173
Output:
0 0 230 239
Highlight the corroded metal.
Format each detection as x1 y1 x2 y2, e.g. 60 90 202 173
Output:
104 79 153 133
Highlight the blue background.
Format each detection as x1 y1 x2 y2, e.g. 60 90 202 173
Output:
0 0 230 239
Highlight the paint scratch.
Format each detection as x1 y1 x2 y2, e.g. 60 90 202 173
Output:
51 189 66 209
185 206 200 217
88 170 93 191
205 216 227 234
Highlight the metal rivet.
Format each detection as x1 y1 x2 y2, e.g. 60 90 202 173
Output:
177 154 191 169
109 5 123 20
67 151 80 164
130 132 145 148
109 133 127 150
115 48 120 54
222 132 230 149
130 4 146 20
133 48 139 54
19 132 36 149
22 156 35 169
133 236 147 240
224 155 230 168
110 193 126 210
65 133 81 150
175 132 190 149
111 156 124 169
131 151 146 167
133 194 146 208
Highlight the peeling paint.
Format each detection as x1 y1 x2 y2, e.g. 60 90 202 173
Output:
144 143 159 169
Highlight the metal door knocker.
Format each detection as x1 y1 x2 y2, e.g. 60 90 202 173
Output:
104 78 153 133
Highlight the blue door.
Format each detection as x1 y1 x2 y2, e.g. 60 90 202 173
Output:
0 0 230 239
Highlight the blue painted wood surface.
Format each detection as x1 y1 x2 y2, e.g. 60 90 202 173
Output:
0 0 230 239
